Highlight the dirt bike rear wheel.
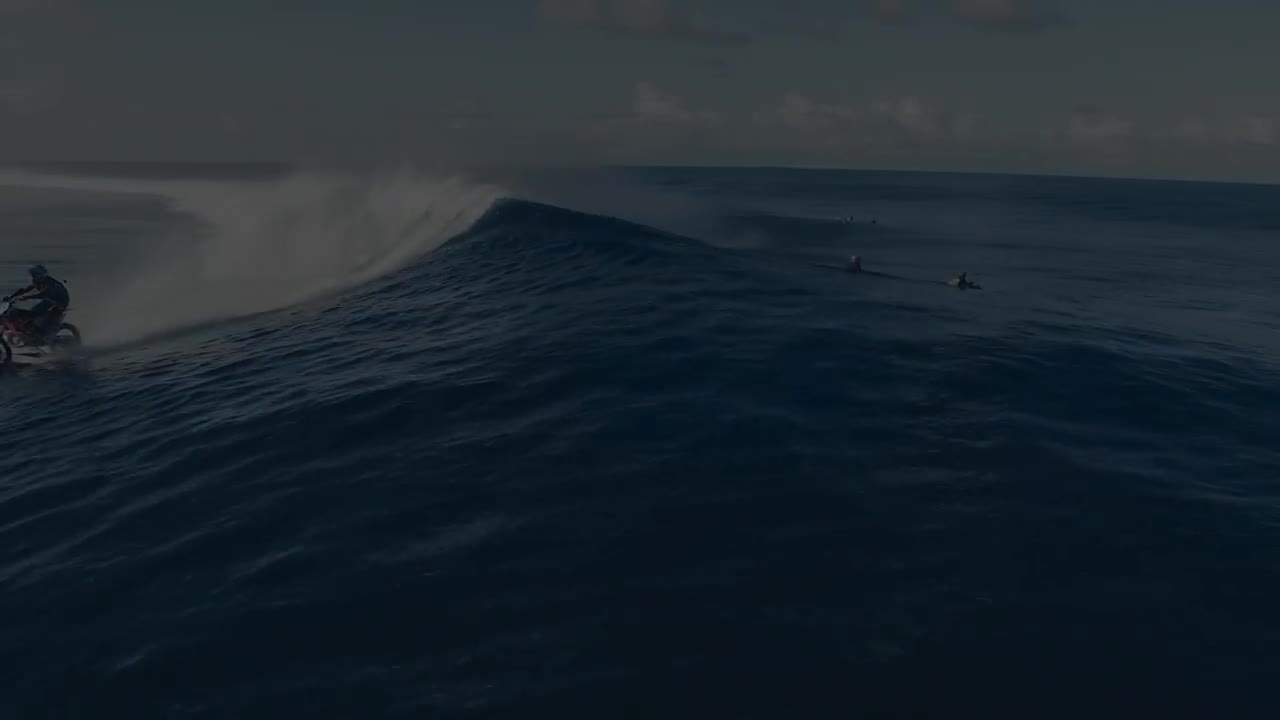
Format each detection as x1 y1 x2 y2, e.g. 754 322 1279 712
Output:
54 322 81 350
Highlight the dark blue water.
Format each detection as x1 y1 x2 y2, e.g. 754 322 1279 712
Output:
2 166 1278 718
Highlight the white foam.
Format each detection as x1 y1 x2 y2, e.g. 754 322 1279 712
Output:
0 169 504 345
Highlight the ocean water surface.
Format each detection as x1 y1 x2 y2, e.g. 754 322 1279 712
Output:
1 164 1278 718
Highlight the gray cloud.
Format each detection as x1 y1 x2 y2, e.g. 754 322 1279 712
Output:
1052 105 1278 154
538 0 750 45
587 87 1280 182
1156 113 1278 148
630 82 723 127
0 0 47 13
946 0 1062 32
865 0 1063 33
0 0 77 18
0 0 79 118
759 93 988 165
591 85 992 169
1064 105 1134 145
864 0 916 25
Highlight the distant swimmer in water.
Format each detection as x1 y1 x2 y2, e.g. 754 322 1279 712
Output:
949 271 982 290
847 255 863 273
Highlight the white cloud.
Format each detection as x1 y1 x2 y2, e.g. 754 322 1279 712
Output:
0 0 44 12
872 97 938 137
631 82 721 127
0 0 78 120
776 95 856 132
863 0 1063 32
0 0 76 18
1237 115 1277 146
539 0 599 25
947 0 1061 32
864 0 915 24
575 82 731 164
1155 113 1278 147
1067 113 1134 145
766 93 978 151
586 87 1279 181
538 0 749 45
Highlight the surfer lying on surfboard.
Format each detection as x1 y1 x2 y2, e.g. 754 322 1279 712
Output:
812 258 977 289
949 272 982 289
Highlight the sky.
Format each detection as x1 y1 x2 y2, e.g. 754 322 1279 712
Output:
2 0 1279 183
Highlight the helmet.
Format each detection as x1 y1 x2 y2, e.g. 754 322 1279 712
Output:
29 264 48 280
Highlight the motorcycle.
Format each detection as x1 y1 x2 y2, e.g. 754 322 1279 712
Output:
0 298 82 366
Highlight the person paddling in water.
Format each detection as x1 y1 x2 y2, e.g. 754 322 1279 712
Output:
951 271 981 289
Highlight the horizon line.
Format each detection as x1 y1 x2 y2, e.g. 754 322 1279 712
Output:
3 159 1276 189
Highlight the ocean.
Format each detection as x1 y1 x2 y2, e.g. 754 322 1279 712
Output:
1 164 1278 719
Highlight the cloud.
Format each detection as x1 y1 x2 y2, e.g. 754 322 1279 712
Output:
1157 113 1278 148
631 82 722 127
538 0 750 45
0 0 45 12
604 89 983 165
0 0 79 118
1060 105 1279 153
592 88 1278 181
1013 104 1280 181
575 82 729 164
0 0 76 16
946 0 1061 32
1237 115 1278 146
767 93 980 152
1064 105 1134 145
864 0 916 25
865 0 1063 32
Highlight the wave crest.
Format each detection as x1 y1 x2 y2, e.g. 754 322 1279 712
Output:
3 169 504 345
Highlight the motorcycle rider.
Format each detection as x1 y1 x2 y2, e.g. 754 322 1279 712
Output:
4 264 70 340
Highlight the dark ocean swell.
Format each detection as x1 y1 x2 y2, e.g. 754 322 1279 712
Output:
2 168 1279 719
